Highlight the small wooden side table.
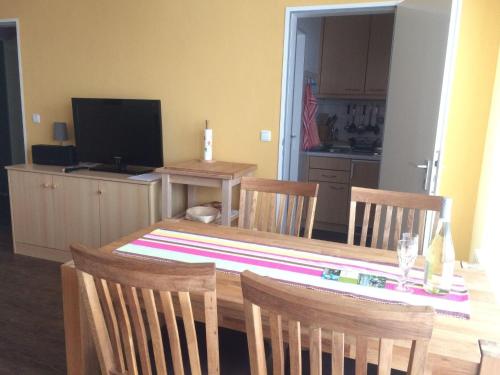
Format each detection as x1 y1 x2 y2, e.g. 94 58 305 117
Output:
156 160 257 226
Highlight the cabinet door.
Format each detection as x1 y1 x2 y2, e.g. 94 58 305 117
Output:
350 161 380 188
99 181 150 246
365 14 395 95
53 176 100 250
8 171 56 248
314 182 349 225
319 15 371 95
351 161 380 227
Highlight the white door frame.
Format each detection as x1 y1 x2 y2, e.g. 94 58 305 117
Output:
277 0 462 193
0 18 28 162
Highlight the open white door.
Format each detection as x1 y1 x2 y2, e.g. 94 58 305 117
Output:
282 31 306 181
379 0 458 194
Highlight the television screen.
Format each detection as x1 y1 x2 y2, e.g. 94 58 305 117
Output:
72 98 163 168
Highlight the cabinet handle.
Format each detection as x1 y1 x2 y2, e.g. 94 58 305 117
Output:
97 190 103 195
51 184 58 189
41 183 50 188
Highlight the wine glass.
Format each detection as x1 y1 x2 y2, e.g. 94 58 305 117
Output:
397 233 419 292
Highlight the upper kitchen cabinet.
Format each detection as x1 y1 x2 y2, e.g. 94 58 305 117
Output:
319 13 394 98
364 13 395 95
319 15 371 96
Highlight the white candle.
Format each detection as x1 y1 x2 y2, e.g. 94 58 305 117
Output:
204 128 213 161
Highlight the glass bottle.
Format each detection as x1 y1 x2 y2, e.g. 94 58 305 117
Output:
423 198 455 294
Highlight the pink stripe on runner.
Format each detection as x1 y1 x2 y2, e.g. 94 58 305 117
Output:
146 232 466 288
132 239 323 277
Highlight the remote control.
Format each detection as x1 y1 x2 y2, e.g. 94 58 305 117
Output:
62 166 89 173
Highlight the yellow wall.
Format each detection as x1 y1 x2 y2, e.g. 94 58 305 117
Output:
470 46 500 260
0 0 498 259
438 0 500 259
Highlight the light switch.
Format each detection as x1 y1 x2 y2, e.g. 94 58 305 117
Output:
32 113 41 124
260 130 272 142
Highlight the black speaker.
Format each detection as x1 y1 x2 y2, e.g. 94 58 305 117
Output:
32 145 77 166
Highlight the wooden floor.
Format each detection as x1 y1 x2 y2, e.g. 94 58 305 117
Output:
0 228 67 374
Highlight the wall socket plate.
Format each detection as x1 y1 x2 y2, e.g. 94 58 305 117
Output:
32 113 41 124
260 130 272 142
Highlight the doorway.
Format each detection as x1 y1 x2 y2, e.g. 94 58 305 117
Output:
277 0 461 243
0 20 25 251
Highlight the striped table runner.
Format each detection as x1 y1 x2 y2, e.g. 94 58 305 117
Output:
115 228 470 319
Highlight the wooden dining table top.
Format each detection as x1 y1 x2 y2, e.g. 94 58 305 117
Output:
62 219 500 375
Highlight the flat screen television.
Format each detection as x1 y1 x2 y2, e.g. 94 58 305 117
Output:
72 98 163 174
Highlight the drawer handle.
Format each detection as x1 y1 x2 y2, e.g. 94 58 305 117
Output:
329 185 345 191
321 174 338 179
345 88 361 92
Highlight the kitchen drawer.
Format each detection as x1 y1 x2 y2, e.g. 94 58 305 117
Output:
309 156 350 171
315 182 349 225
309 168 350 184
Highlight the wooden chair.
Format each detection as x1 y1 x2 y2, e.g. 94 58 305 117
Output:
241 270 435 375
238 177 319 239
348 187 444 253
70 244 219 375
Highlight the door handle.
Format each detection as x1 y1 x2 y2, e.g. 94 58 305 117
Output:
416 160 432 191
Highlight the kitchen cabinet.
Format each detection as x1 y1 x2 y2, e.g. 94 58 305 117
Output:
351 160 380 188
315 182 350 226
53 175 101 250
365 14 395 95
319 15 371 96
8 171 56 248
319 14 394 98
7 164 161 262
307 156 352 231
350 160 380 228
303 155 380 233
99 180 151 245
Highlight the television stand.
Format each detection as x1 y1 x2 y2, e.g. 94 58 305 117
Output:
89 164 155 175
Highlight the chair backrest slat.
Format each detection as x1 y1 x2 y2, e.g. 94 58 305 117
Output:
71 244 219 375
159 291 185 375
349 187 444 253
238 177 319 239
108 282 138 375
332 331 345 375
371 204 382 248
124 285 153 375
241 271 435 375
269 312 285 375
355 336 368 375
142 288 167 375
309 327 322 375
289 320 302 375
95 278 126 372
378 338 394 375
179 291 202 375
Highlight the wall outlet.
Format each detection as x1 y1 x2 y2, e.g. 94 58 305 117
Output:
260 130 272 142
32 113 41 124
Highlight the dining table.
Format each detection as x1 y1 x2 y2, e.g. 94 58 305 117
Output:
61 219 500 375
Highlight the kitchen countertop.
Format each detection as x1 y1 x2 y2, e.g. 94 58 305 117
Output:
305 151 382 161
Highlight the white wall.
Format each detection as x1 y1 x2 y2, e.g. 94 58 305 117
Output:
297 17 323 75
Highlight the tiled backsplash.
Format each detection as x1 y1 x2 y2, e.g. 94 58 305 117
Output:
317 98 386 149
